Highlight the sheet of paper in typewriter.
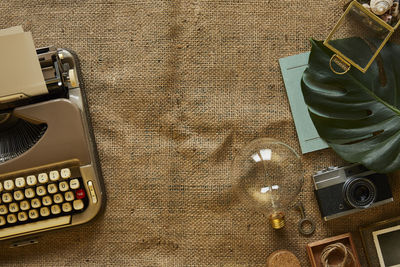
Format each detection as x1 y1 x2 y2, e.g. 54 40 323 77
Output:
0 26 47 102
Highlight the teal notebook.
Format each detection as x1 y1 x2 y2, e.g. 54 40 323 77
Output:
279 52 329 154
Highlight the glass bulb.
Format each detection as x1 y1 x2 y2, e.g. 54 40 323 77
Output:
232 138 303 229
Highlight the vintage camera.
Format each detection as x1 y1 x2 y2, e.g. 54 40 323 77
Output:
313 164 393 221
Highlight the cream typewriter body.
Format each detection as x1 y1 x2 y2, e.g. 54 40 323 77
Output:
0 47 104 241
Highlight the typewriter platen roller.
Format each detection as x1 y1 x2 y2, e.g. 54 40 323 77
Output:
0 47 105 241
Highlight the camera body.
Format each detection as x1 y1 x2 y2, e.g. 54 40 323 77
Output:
313 164 393 221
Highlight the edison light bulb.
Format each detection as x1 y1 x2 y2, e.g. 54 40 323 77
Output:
232 138 303 229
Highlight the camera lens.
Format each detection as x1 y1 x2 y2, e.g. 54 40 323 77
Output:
343 177 376 209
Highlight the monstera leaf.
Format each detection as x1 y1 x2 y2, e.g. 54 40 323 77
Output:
301 38 400 173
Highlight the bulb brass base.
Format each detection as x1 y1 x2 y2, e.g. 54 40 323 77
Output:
269 212 285 229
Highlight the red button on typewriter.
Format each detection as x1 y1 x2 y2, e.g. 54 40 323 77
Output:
75 188 85 199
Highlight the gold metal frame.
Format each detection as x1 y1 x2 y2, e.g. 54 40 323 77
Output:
324 0 399 73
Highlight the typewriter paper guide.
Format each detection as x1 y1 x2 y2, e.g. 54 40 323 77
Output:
0 27 47 102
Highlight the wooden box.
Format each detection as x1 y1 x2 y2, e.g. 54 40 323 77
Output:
306 233 361 267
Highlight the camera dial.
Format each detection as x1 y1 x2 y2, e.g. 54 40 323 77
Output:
343 177 377 209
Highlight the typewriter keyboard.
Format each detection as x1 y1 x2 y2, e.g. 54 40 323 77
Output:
0 166 89 236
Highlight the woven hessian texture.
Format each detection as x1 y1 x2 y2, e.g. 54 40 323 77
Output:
1 0 400 266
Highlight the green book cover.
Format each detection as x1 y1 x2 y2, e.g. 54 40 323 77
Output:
279 52 329 154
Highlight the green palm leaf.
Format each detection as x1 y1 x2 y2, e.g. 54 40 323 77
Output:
301 38 400 173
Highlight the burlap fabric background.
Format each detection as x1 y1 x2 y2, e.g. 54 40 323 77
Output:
1 0 400 266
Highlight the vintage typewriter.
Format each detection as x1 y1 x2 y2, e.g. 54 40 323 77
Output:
0 46 105 242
